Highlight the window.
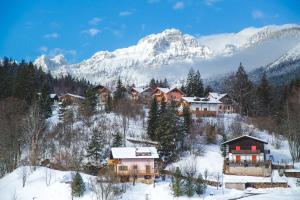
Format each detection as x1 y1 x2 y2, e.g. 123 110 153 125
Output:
204 108 207 111
219 105 222 109
133 165 138 170
146 165 151 174
118 166 128 171
251 146 256 152
235 146 241 151
227 106 231 110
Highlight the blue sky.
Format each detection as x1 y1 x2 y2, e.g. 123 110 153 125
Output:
1 0 300 63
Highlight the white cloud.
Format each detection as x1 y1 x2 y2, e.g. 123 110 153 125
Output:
89 17 102 25
119 11 132 17
203 0 221 6
44 33 59 39
39 46 48 53
252 9 265 19
173 1 185 10
82 28 101 37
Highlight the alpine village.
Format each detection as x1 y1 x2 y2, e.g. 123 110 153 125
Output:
1 1 300 200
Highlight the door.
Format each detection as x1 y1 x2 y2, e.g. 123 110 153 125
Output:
146 165 151 174
252 155 257 163
236 155 241 163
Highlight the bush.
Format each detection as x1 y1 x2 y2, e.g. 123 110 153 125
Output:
71 172 86 197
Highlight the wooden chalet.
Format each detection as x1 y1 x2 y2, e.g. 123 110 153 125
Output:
94 85 111 105
108 147 159 184
152 87 184 104
129 87 153 104
207 92 235 114
179 96 221 117
222 135 272 177
59 93 85 105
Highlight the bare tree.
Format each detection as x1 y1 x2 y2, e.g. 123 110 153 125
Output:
45 167 52 186
22 102 46 168
21 167 28 187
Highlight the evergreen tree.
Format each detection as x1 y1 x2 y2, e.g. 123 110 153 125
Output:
162 78 169 88
194 70 204 97
80 88 97 117
220 134 227 157
147 98 158 140
149 78 157 89
71 172 86 197
86 129 106 166
195 174 206 196
112 131 123 147
39 81 52 118
184 173 195 197
113 77 126 103
171 167 183 197
105 94 113 113
186 68 195 96
256 72 271 116
203 85 212 96
182 105 191 150
156 102 181 163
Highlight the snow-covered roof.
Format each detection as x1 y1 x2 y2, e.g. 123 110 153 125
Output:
181 96 222 104
50 94 58 98
63 93 85 100
131 87 144 93
155 87 184 94
222 135 268 145
208 92 227 100
111 147 159 159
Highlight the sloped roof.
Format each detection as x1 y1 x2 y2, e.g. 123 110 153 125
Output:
221 135 268 145
49 94 58 98
154 87 184 94
62 93 85 100
181 96 222 104
209 92 227 100
111 147 159 159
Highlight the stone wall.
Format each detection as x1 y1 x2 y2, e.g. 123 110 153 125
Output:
227 166 271 176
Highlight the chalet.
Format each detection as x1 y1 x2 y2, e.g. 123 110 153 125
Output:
152 87 184 104
129 87 153 103
94 85 111 105
207 92 235 114
179 96 222 117
222 135 272 177
59 93 85 105
108 147 159 183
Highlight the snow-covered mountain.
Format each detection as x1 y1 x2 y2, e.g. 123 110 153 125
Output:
34 24 300 86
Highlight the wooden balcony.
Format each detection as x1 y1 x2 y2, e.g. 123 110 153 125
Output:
225 160 271 168
231 150 261 154
116 169 159 176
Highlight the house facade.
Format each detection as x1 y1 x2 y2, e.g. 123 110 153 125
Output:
179 97 222 117
94 85 111 106
152 87 184 104
222 135 272 177
108 147 159 184
59 93 85 105
129 87 153 104
208 92 235 114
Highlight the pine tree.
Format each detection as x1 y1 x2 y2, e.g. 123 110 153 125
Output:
203 85 212 96
147 98 158 140
71 172 86 197
220 134 227 157
86 129 106 166
39 81 52 118
195 174 206 196
182 105 191 150
171 167 183 197
113 77 126 103
186 68 195 96
105 94 113 113
149 78 157 89
194 70 204 97
256 72 271 116
80 88 97 117
184 173 195 197
112 131 123 147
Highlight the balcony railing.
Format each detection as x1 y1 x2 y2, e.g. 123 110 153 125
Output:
116 169 159 176
231 150 261 154
225 160 271 168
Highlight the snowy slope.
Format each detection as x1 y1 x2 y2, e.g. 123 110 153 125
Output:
34 24 300 86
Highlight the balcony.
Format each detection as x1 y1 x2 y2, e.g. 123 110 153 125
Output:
116 169 159 176
225 160 271 168
231 150 261 154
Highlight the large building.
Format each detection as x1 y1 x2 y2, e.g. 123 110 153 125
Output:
222 135 272 177
179 96 222 117
108 147 159 184
152 87 184 104
207 92 235 114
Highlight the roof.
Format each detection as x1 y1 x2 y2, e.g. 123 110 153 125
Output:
208 92 227 101
49 94 58 98
63 93 85 100
131 87 144 93
221 135 268 145
154 87 184 94
111 147 159 159
181 96 222 104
